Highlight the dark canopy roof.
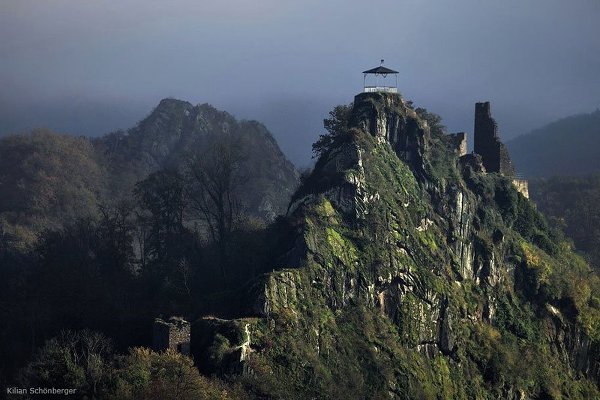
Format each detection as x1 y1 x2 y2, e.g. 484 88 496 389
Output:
363 65 398 74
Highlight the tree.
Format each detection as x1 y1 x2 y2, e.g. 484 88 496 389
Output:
186 135 244 278
0 129 102 247
312 103 353 158
134 169 200 312
134 170 188 270
112 348 238 400
20 330 114 398
97 200 136 278
415 107 446 136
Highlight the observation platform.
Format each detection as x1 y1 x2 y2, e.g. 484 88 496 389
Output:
363 86 398 93
363 60 399 94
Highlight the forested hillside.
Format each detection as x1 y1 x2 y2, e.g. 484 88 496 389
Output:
0 100 298 249
507 110 600 177
0 100 298 388
529 175 600 273
0 130 103 248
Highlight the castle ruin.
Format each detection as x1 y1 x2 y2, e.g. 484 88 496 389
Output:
474 102 515 176
448 132 467 156
472 102 529 198
153 317 191 355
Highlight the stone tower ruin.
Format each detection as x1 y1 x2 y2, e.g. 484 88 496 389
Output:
474 102 515 176
153 317 191 355
473 101 528 198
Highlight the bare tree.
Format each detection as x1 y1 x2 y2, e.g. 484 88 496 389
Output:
186 134 244 277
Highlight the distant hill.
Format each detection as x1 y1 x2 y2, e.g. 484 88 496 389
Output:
0 99 298 246
0 129 103 247
93 98 299 221
506 109 600 177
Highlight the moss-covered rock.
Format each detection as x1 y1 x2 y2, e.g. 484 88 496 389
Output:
196 92 600 399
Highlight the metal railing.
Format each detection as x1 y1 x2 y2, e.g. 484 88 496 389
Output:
364 86 398 93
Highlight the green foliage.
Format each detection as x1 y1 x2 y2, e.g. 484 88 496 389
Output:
494 291 538 340
21 331 247 399
325 226 358 267
463 167 559 254
520 241 600 340
112 348 241 400
415 107 446 136
465 320 599 398
185 134 245 277
135 170 187 234
413 106 462 186
513 194 558 255
135 169 191 270
312 103 353 158
0 129 102 247
207 334 232 367
530 174 600 272
21 330 114 398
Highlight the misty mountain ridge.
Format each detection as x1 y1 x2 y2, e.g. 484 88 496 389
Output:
0 98 299 246
95 98 299 219
507 109 600 177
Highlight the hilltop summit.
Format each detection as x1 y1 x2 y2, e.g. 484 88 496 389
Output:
194 92 600 398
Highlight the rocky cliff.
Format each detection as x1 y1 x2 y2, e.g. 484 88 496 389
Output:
194 92 600 399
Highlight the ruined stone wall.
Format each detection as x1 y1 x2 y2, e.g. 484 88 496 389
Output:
153 317 191 355
474 102 515 176
449 132 467 156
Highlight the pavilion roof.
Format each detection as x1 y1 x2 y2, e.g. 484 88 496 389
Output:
362 66 399 74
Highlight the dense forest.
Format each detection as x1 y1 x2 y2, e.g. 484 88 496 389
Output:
0 100 298 397
529 175 600 273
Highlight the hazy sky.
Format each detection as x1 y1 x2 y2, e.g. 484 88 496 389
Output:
1 0 599 166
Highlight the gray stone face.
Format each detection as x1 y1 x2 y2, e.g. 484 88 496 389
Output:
351 92 430 176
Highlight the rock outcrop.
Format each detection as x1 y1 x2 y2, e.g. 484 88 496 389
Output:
193 92 600 399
